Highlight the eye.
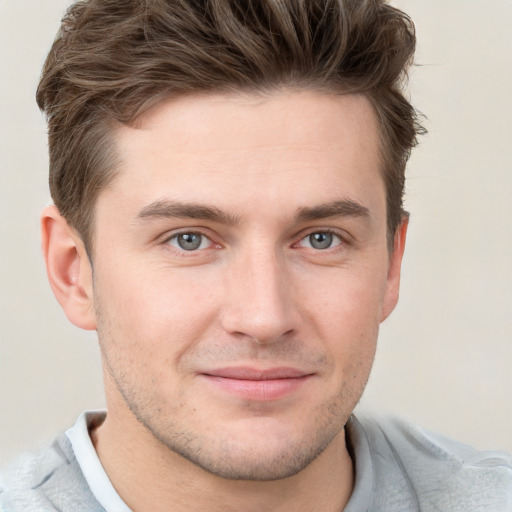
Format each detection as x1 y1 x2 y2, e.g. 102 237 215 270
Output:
298 231 343 250
167 232 212 251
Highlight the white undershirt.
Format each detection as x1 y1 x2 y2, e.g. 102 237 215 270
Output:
66 411 132 512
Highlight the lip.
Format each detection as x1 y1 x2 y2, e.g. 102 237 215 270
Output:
199 367 314 401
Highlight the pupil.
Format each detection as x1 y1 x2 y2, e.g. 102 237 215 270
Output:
178 233 202 250
310 232 332 250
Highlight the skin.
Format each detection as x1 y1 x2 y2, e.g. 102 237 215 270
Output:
42 90 407 512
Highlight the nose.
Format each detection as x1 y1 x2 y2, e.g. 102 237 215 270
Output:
219 246 299 344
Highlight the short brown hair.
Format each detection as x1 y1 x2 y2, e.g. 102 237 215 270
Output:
37 0 424 252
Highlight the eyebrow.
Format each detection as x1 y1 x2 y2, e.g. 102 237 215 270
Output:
136 200 241 225
294 199 370 223
135 198 370 225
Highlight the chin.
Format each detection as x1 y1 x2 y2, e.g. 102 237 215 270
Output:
144 412 346 481
171 435 334 481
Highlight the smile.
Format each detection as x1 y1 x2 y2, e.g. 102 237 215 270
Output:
199 367 314 401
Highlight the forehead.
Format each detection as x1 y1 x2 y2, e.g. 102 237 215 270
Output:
129 90 378 149
101 90 384 224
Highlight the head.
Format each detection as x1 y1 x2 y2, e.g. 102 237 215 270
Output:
39 0 423 483
37 0 423 255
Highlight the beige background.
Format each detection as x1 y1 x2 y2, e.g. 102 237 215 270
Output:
1 0 511 472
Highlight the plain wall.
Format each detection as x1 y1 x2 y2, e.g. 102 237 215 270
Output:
1 0 511 471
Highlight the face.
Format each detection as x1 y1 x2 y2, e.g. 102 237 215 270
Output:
89 91 404 480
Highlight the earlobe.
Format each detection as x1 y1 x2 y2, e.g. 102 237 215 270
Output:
41 205 97 330
380 216 409 322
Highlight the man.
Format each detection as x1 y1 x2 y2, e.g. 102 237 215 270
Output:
1 0 511 510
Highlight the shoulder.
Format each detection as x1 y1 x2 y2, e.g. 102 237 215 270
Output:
351 413 512 511
0 433 103 512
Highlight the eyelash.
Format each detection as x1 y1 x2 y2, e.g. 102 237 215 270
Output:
162 228 348 257
164 231 219 256
295 229 345 250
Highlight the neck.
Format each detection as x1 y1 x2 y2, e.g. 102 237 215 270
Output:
91 405 354 512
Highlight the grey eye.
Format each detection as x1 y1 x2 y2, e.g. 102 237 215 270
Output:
297 231 342 250
308 232 334 250
170 233 207 251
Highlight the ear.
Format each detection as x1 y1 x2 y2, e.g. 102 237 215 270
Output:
380 215 409 322
41 205 97 330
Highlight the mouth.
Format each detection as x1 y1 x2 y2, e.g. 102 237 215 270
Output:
199 366 314 401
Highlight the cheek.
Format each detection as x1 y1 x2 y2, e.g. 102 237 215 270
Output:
298 263 386 372
303 262 388 330
92 261 220 363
